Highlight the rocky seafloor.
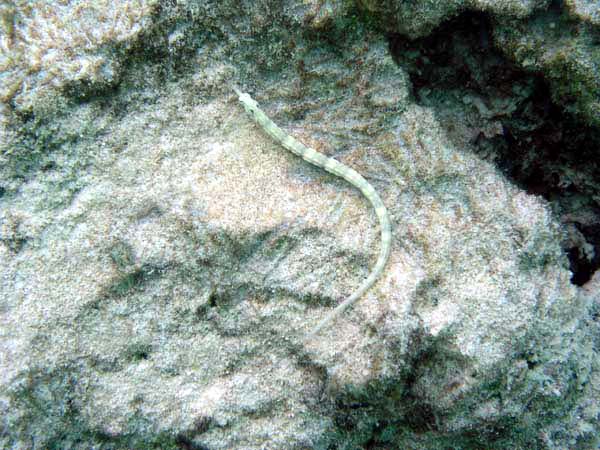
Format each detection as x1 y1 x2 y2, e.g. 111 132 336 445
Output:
1 1 599 449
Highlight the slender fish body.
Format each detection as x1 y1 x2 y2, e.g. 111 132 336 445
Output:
233 87 392 337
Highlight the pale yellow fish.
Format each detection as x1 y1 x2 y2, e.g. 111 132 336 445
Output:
233 87 392 338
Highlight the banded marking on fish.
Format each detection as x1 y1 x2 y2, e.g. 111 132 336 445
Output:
232 87 392 338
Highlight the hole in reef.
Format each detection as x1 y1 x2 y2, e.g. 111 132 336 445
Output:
387 10 600 285
567 223 600 286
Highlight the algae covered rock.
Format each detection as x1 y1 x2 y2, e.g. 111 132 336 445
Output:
0 1 598 449
494 5 600 127
0 0 156 110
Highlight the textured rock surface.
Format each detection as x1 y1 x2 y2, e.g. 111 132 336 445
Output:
0 0 156 109
0 1 599 449
494 5 600 127
357 0 599 125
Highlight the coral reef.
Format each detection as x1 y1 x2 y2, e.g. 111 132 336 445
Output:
0 0 155 111
0 1 599 449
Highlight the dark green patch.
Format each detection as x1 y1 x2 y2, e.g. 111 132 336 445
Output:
6 362 218 448
108 269 146 297
518 249 555 272
125 342 153 362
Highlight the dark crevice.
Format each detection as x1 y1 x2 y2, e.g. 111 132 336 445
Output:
387 11 600 286
207 290 219 308
568 222 600 286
